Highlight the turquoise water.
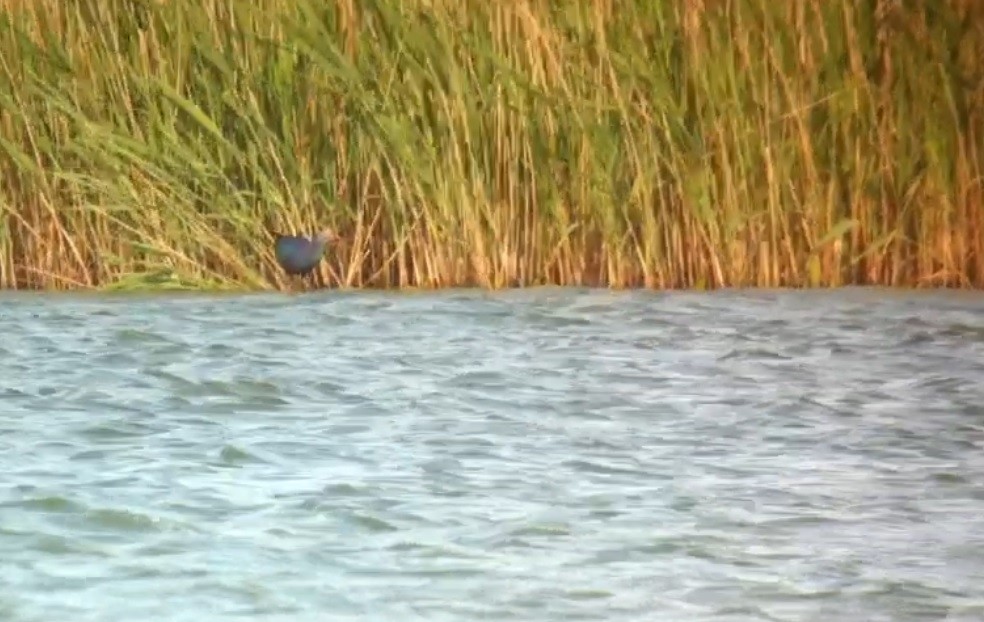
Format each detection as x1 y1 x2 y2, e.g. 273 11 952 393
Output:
1 287 983 621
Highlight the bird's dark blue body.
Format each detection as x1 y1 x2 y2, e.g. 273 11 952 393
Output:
274 228 337 276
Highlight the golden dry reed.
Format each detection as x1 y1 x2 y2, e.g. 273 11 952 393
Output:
0 0 982 291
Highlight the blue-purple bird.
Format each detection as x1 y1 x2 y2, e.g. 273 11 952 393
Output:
274 227 339 277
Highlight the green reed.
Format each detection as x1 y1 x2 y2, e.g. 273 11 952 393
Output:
0 0 981 291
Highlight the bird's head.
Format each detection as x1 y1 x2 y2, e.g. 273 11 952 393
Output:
317 227 340 244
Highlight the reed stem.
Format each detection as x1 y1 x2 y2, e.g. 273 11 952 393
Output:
0 0 981 291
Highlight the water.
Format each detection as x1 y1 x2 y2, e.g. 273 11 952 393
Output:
1 287 984 622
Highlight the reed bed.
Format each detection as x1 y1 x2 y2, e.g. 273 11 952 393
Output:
0 0 981 291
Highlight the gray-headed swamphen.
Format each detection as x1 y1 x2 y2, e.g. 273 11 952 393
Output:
274 227 339 277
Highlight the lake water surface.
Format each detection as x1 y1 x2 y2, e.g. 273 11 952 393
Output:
2 287 984 621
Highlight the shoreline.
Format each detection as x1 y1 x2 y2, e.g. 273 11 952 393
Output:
0 282 981 296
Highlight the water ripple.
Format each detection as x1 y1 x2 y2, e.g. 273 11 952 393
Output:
0 287 983 621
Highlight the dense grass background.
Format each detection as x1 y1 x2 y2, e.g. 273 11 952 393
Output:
0 0 981 291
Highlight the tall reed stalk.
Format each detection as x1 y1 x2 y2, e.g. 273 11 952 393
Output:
0 0 981 291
